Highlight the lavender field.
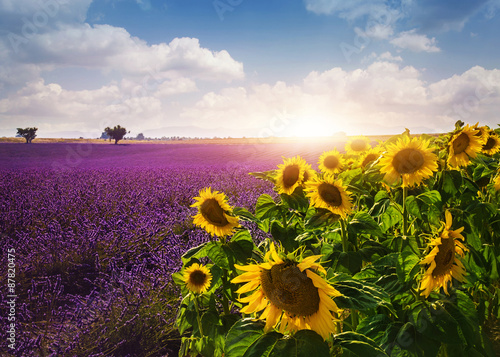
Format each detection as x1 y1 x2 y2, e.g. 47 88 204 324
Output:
0 141 341 356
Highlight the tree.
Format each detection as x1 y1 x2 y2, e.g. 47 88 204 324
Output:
104 125 128 144
16 127 38 144
136 133 145 140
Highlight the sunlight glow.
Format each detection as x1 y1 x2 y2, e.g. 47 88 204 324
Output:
289 117 348 138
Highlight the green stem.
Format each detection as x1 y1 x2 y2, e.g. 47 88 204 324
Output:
350 309 359 331
194 295 204 337
402 186 409 237
340 218 349 253
222 271 230 315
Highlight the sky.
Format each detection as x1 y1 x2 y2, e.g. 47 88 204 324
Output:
1 0 500 139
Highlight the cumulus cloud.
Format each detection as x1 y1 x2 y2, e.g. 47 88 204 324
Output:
180 63 500 136
0 76 193 136
390 29 441 52
12 25 244 81
0 1 244 94
2 62 500 137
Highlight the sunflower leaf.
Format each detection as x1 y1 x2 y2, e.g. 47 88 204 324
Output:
396 246 421 284
225 319 282 357
333 331 388 356
349 211 383 237
330 276 393 313
268 330 330 357
182 242 209 265
233 206 258 222
255 194 280 220
281 186 309 213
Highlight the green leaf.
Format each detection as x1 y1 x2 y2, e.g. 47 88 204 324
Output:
226 230 255 264
331 276 393 312
358 240 389 263
225 319 281 357
281 187 309 213
270 220 302 253
224 320 330 357
182 242 209 264
233 206 258 222
268 330 329 357
175 294 196 335
409 301 462 345
380 205 403 233
255 194 280 220
396 246 421 283
207 242 230 269
333 331 388 356
305 208 340 228
405 195 421 220
349 211 383 237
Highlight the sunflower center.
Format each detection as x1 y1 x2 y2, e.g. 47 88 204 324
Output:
283 165 300 188
432 237 456 277
318 183 342 207
452 132 470 155
324 156 340 169
362 153 378 167
483 137 495 150
190 270 208 287
392 148 424 174
260 263 320 317
200 198 229 227
351 140 367 152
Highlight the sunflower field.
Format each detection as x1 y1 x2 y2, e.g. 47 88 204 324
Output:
173 122 500 357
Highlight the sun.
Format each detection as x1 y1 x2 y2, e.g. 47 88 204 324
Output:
289 117 347 138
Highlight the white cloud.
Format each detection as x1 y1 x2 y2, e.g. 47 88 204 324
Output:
180 63 500 136
390 29 441 52
378 51 403 62
13 25 244 82
2 64 500 138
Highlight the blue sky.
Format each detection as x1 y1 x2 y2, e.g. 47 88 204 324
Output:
1 0 500 138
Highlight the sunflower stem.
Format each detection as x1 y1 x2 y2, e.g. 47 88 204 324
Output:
222 271 230 315
193 294 204 338
350 309 359 331
340 218 349 252
402 186 409 237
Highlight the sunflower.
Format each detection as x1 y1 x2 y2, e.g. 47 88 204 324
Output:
183 263 213 294
494 173 500 191
345 136 371 155
419 211 467 298
379 135 438 187
359 147 382 169
231 243 342 340
318 150 344 175
304 175 352 218
481 132 500 156
302 161 318 184
472 123 489 145
191 187 240 237
447 125 483 168
274 156 309 195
